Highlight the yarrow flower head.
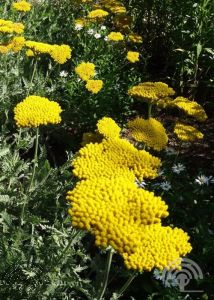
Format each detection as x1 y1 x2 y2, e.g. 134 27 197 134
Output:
126 51 140 63
107 31 124 41
14 95 62 127
128 82 175 104
87 9 109 19
128 33 143 43
85 79 103 94
128 117 168 151
0 19 25 34
174 122 203 142
171 97 208 122
75 61 96 81
97 117 121 139
12 1 32 12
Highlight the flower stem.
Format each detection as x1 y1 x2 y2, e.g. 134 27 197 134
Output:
97 249 114 300
27 58 37 96
147 103 152 119
114 272 138 299
29 127 39 192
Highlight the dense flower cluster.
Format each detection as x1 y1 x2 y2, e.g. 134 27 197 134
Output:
75 62 96 81
107 31 124 41
85 79 103 94
128 82 175 104
0 19 24 34
25 41 72 64
128 33 143 43
174 122 204 142
172 97 207 122
12 1 32 12
99 0 126 14
126 51 140 63
14 95 62 127
97 117 121 139
87 9 109 18
128 117 168 151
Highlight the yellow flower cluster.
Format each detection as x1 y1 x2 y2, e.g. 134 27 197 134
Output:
128 81 175 104
25 41 72 64
107 31 124 41
9 36 26 52
75 62 96 81
126 51 140 63
14 95 62 128
87 9 109 18
0 19 24 34
128 33 143 43
12 1 32 12
172 97 208 122
174 122 203 142
99 0 126 14
72 136 161 181
97 117 121 139
85 80 103 94
128 117 168 151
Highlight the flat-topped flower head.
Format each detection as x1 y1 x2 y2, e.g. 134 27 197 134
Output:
126 51 140 63
107 31 124 41
72 137 161 181
172 97 207 122
85 80 103 94
128 33 143 43
14 95 62 128
128 82 175 104
75 62 96 81
97 117 121 139
87 9 109 19
12 1 32 12
0 19 24 34
174 122 203 142
128 117 168 151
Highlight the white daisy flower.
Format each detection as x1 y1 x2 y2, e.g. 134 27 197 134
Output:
94 33 101 39
75 24 83 31
100 25 106 30
59 70 68 78
195 175 214 186
160 181 172 191
87 29 94 35
172 163 186 174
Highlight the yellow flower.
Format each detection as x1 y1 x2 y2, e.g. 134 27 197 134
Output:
128 33 143 43
9 36 25 52
75 62 96 81
126 51 140 63
67 177 191 271
50 44 72 64
174 122 203 142
97 117 121 139
14 95 62 128
25 40 52 54
172 97 207 122
0 45 10 54
87 9 109 19
26 49 34 57
128 82 175 104
107 31 124 41
128 117 168 151
12 1 32 12
0 19 24 34
85 80 103 94
72 137 161 181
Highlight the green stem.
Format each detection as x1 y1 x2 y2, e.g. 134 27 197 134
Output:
27 58 37 96
114 272 138 299
97 249 114 300
29 127 39 192
147 103 152 119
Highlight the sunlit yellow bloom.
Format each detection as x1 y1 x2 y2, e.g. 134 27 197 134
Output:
128 33 143 43
107 31 124 41
172 97 207 122
97 117 121 139
85 80 103 94
128 82 175 104
174 122 203 142
0 45 10 54
9 36 25 52
87 9 109 18
128 117 168 151
14 95 62 128
12 1 32 12
126 51 140 63
72 137 161 181
0 19 24 34
75 62 96 81
26 49 34 56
